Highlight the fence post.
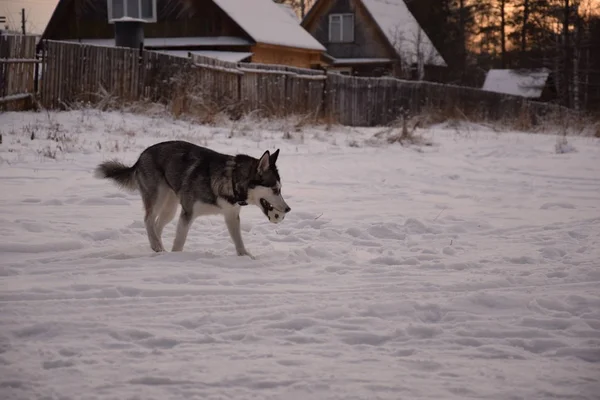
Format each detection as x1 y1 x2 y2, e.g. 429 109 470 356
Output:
34 46 40 95
237 70 242 105
321 73 328 122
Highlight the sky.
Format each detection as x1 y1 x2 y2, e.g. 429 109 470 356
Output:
0 0 58 34
1 0 599 36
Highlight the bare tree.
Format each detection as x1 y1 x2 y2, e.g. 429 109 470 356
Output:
522 0 529 55
273 0 317 19
500 0 508 67
389 26 440 80
563 0 571 107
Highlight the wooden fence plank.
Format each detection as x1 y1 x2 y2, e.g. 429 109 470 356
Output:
0 34 37 110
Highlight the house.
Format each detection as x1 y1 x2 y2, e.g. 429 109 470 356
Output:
482 68 555 101
301 0 446 79
39 0 326 68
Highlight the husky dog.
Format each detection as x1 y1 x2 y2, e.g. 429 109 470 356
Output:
94 140 291 258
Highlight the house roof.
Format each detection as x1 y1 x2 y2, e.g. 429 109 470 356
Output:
360 0 446 67
303 0 446 67
331 57 393 65
156 50 253 63
213 0 325 51
61 36 253 48
41 0 324 53
482 68 550 98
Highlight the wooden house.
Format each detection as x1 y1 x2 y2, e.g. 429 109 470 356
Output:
301 0 446 79
40 0 326 68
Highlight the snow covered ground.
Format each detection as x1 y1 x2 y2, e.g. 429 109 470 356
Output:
1 109 599 400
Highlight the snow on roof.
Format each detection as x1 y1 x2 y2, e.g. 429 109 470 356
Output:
157 50 253 63
193 50 253 62
108 17 150 23
62 36 252 48
333 57 393 64
212 0 325 51
482 68 550 98
360 0 446 67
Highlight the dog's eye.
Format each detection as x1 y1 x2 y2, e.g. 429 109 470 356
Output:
272 187 280 195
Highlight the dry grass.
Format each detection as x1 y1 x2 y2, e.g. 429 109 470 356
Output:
31 61 600 144
366 109 434 147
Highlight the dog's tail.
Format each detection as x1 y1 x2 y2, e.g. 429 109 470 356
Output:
94 159 138 191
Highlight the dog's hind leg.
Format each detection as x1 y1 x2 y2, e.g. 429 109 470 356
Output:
224 208 254 259
141 184 169 252
155 189 179 238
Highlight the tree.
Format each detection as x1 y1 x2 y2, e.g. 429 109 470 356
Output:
405 0 479 85
273 0 317 19
500 0 508 68
470 0 510 68
521 0 529 55
388 24 441 80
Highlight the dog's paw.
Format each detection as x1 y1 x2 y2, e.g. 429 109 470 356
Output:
237 249 256 260
151 244 166 252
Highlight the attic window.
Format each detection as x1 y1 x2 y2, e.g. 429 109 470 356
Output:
329 13 354 43
107 0 157 23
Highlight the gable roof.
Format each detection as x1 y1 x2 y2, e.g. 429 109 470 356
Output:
213 0 325 51
41 0 325 53
482 68 551 98
360 0 445 66
303 0 446 67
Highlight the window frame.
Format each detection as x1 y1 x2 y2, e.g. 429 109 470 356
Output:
107 0 157 23
328 13 354 43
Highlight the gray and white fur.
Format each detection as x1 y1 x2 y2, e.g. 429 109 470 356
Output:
94 140 290 258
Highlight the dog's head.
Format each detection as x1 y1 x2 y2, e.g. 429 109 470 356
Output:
247 149 290 224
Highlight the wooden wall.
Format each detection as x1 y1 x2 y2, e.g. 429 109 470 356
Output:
250 44 322 69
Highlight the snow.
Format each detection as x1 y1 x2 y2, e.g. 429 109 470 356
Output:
1 109 600 400
483 68 551 98
213 0 326 51
62 36 253 48
108 16 151 23
332 57 393 64
156 50 253 63
0 93 33 103
361 0 447 66
193 51 253 63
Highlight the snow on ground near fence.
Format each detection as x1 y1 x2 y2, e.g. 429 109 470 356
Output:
0 110 599 400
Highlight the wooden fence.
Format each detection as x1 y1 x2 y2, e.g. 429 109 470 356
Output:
325 73 561 126
37 40 564 126
0 34 38 111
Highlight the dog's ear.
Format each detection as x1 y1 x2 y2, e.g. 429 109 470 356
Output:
270 149 280 165
257 150 271 173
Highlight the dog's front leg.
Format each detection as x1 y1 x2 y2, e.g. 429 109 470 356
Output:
224 209 254 259
172 209 193 252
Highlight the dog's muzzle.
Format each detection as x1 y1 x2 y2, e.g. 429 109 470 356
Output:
260 198 288 224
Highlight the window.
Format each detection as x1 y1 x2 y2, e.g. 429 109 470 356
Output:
107 0 156 23
329 13 354 43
